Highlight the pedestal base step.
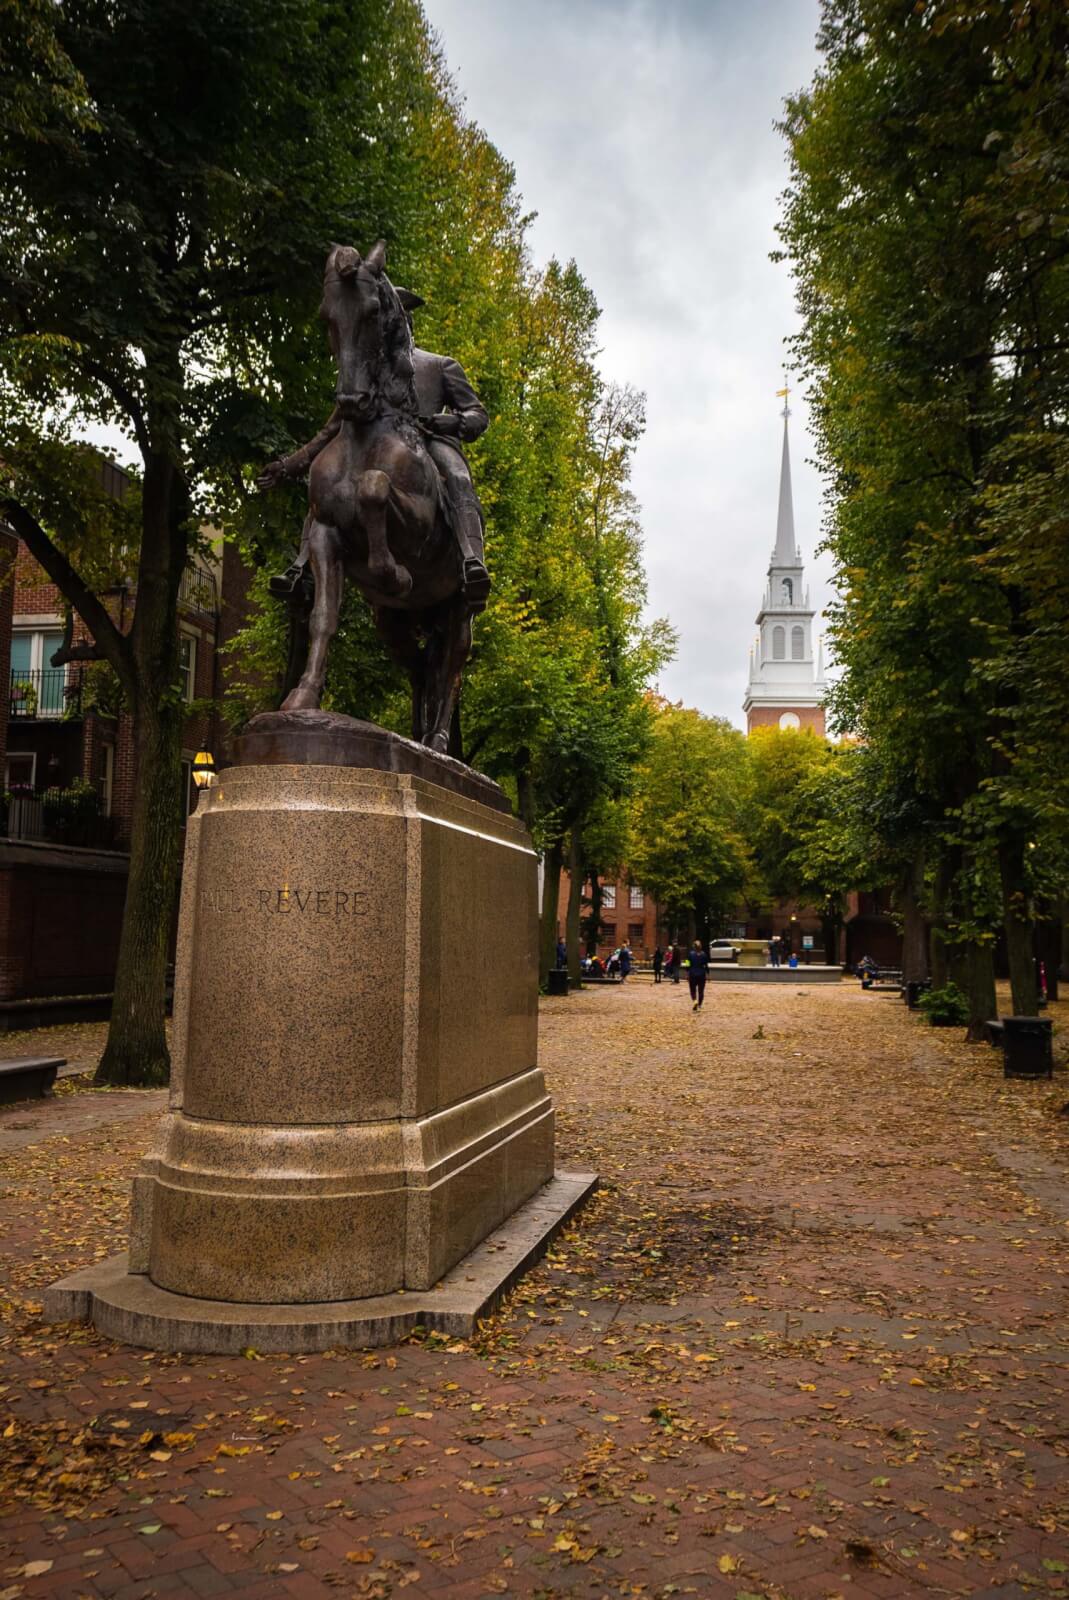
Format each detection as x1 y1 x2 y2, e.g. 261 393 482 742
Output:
43 1171 597 1355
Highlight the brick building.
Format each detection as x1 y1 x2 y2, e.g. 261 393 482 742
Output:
0 464 235 1011
555 869 668 960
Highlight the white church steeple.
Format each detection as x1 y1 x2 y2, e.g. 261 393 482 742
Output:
773 410 797 565
743 384 826 736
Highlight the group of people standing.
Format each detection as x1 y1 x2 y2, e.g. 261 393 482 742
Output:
766 934 798 968
652 942 710 1011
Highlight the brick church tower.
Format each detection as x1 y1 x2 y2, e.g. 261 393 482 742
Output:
743 392 826 735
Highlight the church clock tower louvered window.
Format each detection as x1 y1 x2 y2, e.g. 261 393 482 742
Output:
742 385 826 736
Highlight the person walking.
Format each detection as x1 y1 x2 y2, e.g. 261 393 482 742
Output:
687 940 710 1011
653 946 664 984
768 935 781 968
619 943 632 981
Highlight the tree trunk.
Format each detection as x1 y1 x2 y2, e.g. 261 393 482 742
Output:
1036 912 1060 1002
999 838 1038 1015
96 696 183 1085
515 749 534 834
566 828 582 984
585 873 603 956
930 926 948 989
964 941 997 1043
97 445 188 1087
539 837 564 987
898 853 929 986
929 854 952 988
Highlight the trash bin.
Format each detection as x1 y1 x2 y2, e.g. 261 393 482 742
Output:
1002 1016 1053 1079
547 968 569 997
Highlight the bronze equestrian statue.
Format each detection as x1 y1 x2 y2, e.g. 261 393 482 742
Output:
257 241 489 754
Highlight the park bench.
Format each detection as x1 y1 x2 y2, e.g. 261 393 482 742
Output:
861 966 902 992
0 1055 65 1105
580 972 622 986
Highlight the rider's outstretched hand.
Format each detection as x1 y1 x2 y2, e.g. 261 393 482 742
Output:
256 460 289 492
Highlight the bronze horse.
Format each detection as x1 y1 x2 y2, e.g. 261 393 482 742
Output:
265 242 478 753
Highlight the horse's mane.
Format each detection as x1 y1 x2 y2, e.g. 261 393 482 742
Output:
376 275 419 418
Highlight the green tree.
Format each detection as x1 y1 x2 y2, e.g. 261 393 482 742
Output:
742 728 859 960
778 0 1069 1032
1 0 439 1083
628 704 751 942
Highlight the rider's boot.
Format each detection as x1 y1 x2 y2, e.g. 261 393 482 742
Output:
268 553 309 599
453 489 491 609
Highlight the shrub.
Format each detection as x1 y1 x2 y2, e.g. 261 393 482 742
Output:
918 982 969 1028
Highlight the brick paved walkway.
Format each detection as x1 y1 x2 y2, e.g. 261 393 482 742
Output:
1 981 1066 1599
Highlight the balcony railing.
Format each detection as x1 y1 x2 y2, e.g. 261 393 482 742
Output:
8 667 84 720
178 562 219 617
2 787 117 850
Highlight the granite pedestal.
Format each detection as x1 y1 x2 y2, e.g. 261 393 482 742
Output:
46 713 590 1349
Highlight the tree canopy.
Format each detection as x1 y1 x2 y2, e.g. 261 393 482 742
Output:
776 0 1069 1029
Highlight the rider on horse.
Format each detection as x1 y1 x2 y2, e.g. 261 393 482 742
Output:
263 297 491 609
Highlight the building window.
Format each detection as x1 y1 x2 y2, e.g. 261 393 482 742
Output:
178 632 197 702
629 885 644 910
627 923 644 947
772 625 786 660
602 884 616 909
791 625 805 660
781 578 793 603
4 750 37 791
179 757 198 820
10 624 66 717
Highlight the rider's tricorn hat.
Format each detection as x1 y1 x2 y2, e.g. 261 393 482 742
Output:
395 288 425 312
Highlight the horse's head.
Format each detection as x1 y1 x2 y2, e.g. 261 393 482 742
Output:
321 241 415 421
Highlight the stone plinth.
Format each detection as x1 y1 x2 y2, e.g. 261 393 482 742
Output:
129 751 552 1305
45 715 582 1342
44 1171 597 1354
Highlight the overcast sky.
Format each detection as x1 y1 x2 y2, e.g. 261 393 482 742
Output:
422 0 831 727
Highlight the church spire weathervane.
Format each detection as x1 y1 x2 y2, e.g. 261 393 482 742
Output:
776 372 790 419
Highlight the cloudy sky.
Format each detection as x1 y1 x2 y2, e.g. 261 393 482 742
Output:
422 0 832 727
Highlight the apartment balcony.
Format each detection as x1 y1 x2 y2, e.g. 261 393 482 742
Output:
8 667 85 720
178 562 219 619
